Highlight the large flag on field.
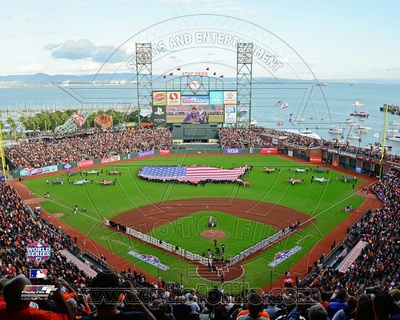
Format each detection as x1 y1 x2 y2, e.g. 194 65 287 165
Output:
139 165 248 184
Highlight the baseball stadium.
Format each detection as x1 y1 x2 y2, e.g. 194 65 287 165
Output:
1 14 400 320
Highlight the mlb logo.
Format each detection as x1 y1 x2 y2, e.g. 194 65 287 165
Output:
30 269 47 278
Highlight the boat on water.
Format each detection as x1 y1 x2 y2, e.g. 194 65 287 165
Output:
357 125 371 133
352 100 363 107
250 118 258 126
347 134 360 140
389 115 399 127
366 141 393 150
345 118 354 124
285 128 322 140
387 134 400 142
328 126 343 135
350 110 369 118
315 82 327 87
350 100 369 118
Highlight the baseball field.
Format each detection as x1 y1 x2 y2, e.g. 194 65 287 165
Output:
20 154 368 293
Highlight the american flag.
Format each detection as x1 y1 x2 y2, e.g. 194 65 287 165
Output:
281 103 289 109
274 100 282 106
139 166 247 184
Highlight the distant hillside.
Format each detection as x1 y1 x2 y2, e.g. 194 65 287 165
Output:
0 73 399 88
0 73 137 87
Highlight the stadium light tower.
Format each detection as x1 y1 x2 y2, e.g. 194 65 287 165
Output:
237 43 253 128
136 43 153 128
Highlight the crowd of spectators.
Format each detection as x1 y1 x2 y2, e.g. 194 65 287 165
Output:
5 127 172 170
252 126 400 163
300 169 400 297
4 126 400 172
219 127 273 149
1 125 400 319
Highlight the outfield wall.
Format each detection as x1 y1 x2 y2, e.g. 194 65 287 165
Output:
11 143 398 179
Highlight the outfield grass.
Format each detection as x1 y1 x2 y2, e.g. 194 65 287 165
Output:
23 155 365 292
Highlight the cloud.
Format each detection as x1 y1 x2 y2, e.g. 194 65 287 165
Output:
385 66 400 72
18 64 45 74
45 39 124 63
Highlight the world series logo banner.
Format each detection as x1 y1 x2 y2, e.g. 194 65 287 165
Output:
26 241 51 262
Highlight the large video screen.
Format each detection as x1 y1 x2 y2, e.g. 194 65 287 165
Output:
152 91 236 124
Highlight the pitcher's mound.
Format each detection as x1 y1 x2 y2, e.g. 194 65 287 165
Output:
200 229 226 239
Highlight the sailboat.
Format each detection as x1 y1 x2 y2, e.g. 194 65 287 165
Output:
350 100 369 118
370 132 393 150
347 130 360 140
328 125 343 135
389 115 399 127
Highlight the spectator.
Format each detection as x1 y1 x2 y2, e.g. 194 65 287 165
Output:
390 289 400 320
264 295 282 320
353 294 374 320
308 304 328 320
185 294 200 318
332 295 357 320
0 274 74 320
237 292 269 320
328 289 347 318
81 271 156 320
373 292 394 320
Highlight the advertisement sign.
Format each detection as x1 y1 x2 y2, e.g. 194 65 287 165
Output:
78 159 94 169
224 148 242 154
20 165 58 177
128 250 170 270
224 105 237 124
30 269 48 279
152 92 167 105
355 166 362 173
101 156 120 164
159 149 171 155
309 156 322 163
137 150 155 158
167 92 181 105
268 246 302 267
260 148 278 154
62 163 74 170
209 91 223 105
152 106 167 126
26 241 51 262
223 91 237 105
181 95 209 105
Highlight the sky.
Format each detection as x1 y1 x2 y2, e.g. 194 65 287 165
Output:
1 0 400 80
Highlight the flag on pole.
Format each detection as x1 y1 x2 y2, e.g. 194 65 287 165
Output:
281 103 289 109
169 72 173 76
177 67 181 71
219 75 224 78
206 67 209 70
274 100 282 106
213 72 216 76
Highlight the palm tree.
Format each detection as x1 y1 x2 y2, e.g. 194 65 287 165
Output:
60 112 70 124
6 117 16 140
10 122 18 140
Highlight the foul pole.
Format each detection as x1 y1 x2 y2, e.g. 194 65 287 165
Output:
379 104 389 180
